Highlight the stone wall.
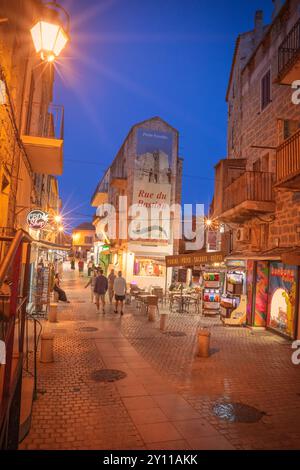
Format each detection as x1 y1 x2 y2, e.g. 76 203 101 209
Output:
0 0 58 232
225 0 300 254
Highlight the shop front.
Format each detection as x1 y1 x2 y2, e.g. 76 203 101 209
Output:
165 251 225 315
124 243 172 290
233 253 300 340
94 241 111 274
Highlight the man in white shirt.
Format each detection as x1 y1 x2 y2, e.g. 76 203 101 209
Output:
113 271 127 316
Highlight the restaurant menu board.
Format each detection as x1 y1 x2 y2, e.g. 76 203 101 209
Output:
267 262 298 338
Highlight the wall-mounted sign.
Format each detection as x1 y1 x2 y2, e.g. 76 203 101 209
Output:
132 128 173 241
27 210 49 230
166 251 224 268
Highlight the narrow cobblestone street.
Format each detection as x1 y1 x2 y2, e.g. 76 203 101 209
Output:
19 266 300 450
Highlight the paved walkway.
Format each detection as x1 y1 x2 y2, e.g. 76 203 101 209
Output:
20 266 300 450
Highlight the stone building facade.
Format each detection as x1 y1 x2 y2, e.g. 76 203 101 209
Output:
0 0 63 237
91 116 183 289
213 0 300 254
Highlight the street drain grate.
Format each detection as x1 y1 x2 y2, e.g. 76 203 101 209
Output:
213 401 266 423
78 327 99 332
91 369 127 382
164 331 187 337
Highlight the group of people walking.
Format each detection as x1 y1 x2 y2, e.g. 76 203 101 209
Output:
50 258 127 315
85 268 127 316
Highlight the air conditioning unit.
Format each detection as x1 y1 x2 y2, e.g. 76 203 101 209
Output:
236 227 250 243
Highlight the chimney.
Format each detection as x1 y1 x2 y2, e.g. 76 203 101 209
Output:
272 0 282 19
254 10 264 43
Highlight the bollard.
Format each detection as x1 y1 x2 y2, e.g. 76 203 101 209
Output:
160 313 168 331
40 333 54 363
48 303 58 323
198 328 211 357
148 305 156 322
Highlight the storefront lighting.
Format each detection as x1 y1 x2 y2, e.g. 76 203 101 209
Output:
54 214 62 223
58 226 64 232
30 2 70 62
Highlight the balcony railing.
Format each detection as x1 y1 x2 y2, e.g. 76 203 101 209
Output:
222 171 275 220
278 17 300 84
91 181 109 207
24 102 64 139
276 128 300 188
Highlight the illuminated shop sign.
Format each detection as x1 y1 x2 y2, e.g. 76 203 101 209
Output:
27 210 49 230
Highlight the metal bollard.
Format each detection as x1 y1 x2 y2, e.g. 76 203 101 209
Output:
198 328 211 357
148 305 156 322
40 333 54 363
48 303 58 323
160 313 168 331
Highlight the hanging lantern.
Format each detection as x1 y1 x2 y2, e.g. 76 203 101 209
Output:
30 2 70 62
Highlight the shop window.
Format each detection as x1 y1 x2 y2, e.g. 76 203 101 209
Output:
133 258 165 277
84 236 93 244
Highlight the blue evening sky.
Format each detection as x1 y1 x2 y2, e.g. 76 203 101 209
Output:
54 0 273 232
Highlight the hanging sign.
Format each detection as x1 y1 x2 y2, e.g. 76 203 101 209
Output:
27 210 49 230
166 251 224 268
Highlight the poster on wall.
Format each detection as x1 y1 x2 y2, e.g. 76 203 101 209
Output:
246 260 254 325
132 128 173 241
267 262 298 338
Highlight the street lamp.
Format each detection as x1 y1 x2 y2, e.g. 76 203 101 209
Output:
30 1 70 62
58 225 64 232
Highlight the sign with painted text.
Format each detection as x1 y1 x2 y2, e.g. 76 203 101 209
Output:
132 128 173 241
166 251 224 268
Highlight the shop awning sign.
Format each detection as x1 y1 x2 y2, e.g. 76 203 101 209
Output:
27 210 49 230
165 251 224 268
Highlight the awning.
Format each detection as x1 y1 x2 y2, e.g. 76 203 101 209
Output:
34 239 71 252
